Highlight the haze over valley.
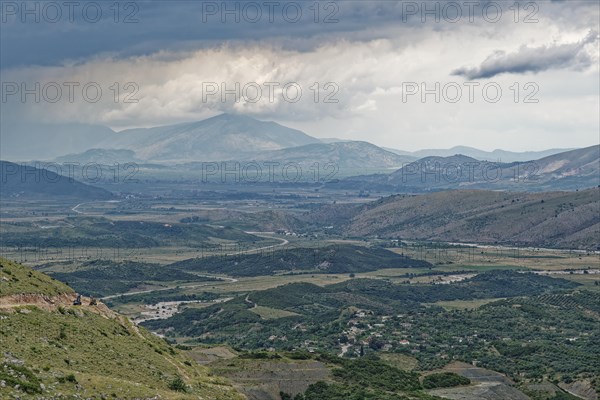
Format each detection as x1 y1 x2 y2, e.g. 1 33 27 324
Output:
1 1 599 400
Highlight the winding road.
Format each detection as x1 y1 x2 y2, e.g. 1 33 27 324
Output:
69 200 290 300
226 232 289 256
100 276 237 300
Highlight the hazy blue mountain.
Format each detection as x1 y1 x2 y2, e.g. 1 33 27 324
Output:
55 148 141 165
384 146 574 162
335 146 600 192
505 145 600 190
0 161 113 199
1 123 116 161
382 147 415 157
382 154 485 189
101 114 320 162
240 141 417 174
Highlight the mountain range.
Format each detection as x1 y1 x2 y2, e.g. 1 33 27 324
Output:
335 145 600 191
2 114 597 191
383 145 574 163
1 114 582 167
54 148 141 164
238 141 415 172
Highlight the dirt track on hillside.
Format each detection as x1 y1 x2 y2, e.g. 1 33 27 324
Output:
0 293 116 318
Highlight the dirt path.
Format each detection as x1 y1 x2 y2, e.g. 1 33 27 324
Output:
0 293 117 319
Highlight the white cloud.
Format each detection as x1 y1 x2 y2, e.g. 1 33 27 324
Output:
1 1 598 151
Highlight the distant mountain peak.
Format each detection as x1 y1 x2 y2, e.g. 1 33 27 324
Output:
102 113 320 162
203 113 253 122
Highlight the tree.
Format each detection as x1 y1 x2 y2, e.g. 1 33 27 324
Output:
369 337 385 351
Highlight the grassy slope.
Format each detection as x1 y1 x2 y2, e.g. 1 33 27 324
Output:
0 258 242 399
317 188 599 249
0 258 73 296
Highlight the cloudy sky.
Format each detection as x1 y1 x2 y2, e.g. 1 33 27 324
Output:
1 0 598 152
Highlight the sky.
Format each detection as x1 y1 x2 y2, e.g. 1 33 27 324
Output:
1 0 599 152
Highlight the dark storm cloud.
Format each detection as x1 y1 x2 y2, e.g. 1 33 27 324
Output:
2 0 598 70
452 30 599 79
0 1 379 68
0 0 506 69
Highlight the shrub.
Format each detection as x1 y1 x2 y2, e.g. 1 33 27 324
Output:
0 363 42 394
422 372 470 389
168 376 187 392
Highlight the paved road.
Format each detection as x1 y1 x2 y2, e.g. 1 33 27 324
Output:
101 276 237 300
71 200 121 215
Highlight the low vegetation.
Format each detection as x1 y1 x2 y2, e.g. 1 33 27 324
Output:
422 372 471 389
142 271 599 388
0 216 267 248
47 259 214 297
170 244 432 277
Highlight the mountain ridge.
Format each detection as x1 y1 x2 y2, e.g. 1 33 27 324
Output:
0 160 114 200
238 140 417 172
333 145 600 191
384 145 576 162
298 188 600 250
37 114 593 172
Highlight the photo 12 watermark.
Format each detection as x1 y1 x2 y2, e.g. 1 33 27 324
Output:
0 162 139 185
200 81 340 104
401 81 540 104
198 161 339 184
398 161 540 183
397 1 539 24
200 1 340 24
1 81 140 104
0 1 140 24
0 244 144 264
